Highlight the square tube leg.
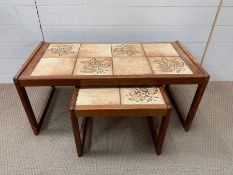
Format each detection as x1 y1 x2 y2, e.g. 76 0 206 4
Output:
14 79 55 135
70 110 88 157
147 113 170 155
166 78 209 131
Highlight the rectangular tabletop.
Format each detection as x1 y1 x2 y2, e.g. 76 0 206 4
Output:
16 41 209 86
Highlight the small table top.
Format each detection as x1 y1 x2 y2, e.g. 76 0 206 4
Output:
74 86 170 117
76 87 166 106
16 41 209 86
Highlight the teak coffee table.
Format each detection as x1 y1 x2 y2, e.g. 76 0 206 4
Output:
13 41 209 135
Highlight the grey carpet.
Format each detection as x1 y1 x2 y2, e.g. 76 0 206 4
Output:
0 82 233 175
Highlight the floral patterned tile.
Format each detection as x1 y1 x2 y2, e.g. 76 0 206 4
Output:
31 57 76 76
73 57 113 75
76 88 120 106
120 87 165 105
148 57 193 74
112 44 145 57
113 57 153 75
78 44 112 58
142 43 179 57
43 44 80 58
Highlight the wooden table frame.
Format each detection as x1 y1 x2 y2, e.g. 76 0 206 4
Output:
13 41 209 135
70 86 171 156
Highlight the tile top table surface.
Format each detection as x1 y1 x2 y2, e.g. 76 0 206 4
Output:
14 41 210 134
17 41 208 86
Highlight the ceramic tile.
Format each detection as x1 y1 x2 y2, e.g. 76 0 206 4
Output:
148 57 193 74
113 57 153 75
73 57 113 75
112 44 145 57
76 88 120 106
43 44 80 58
31 57 76 76
78 44 112 58
120 87 165 105
143 43 179 57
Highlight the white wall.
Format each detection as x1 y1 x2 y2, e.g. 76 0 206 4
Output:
1 0 232 82
37 0 219 63
203 1 233 80
0 0 43 83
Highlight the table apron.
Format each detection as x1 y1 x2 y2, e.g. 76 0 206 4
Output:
18 77 205 87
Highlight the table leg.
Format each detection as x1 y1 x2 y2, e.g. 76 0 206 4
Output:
80 117 88 153
147 114 170 155
70 112 88 157
166 78 209 131
14 80 55 135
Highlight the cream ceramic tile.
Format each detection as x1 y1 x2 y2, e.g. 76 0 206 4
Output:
43 44 80 58
73 57 113 75
113 57 153 75
148 57 193 74
31 57 76 76
143 43 179 57
112 44 145 57
76 88 120 106
78 44 112 58
120 87 165 105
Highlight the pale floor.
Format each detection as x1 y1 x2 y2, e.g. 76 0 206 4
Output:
0 82 233 175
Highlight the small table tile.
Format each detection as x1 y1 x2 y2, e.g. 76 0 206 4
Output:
113 57 153 75
112 44 145 57
78 44 112 58
73 57 113 75
31 57 76 76
120 87 165 105
43 44 80 58
143 43 179 57
148 57 193 74
76 88 120 106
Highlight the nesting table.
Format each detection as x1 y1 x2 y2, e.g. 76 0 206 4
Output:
70 86 172 156
13 41 209 135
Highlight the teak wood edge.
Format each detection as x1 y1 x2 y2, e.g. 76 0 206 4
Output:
69 86 171 156
176 41 209 77
70 87 171 118
13 41 44 83
13 41 209 134
15 41 209 87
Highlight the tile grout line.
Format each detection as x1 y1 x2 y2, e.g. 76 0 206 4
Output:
112 44 121 104
111 44 115 76
141 44 155 75
71 45 81 75
118 87 122 105
201 0 223 65
34 0 45 41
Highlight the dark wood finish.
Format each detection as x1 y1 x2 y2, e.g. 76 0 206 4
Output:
166 76 209 131
70 114 88 157
18 75 204 87
176 41 209 78
80 117 88 152
147 87 171 155
74 87 168 118
14 41 209 134
17 41 206 87
147 114 170 155
14 79 55 135
38 86 56 130
70 87 88 156
70 110 82 156
14 80 38 135
165 85 185 127
75 105 167 117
